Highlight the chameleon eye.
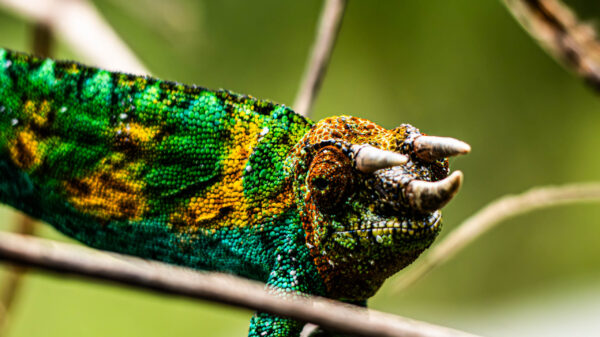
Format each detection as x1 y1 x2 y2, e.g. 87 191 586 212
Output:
312 177 329 191
308 146 353 210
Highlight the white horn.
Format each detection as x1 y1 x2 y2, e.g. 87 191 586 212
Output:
414 136 471 162
352 144 408 173
406 171 463 212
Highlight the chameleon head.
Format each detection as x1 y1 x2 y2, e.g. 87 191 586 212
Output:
291 116 470 300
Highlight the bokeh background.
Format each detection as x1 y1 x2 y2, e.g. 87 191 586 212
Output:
0 1 600 336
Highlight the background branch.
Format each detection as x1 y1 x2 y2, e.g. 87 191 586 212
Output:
393 183 600 292
0 231 478 337
295 2 346 330
0 0 148 74
293 0 347 117
503 0 600 91
0 216 33 336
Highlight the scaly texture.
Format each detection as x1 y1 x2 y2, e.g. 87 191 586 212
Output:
0 48 466 337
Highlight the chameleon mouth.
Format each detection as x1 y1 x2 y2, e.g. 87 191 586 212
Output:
338 210 442 240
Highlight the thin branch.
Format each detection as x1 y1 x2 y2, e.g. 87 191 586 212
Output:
295 2 347 329
0 0 149 74
503 0 600 91
0 231 478 337
0 216 35 336
393 182 600 292
32 22 53 57
293 0 347 117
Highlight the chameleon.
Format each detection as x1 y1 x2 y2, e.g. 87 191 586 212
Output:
0 48 469 337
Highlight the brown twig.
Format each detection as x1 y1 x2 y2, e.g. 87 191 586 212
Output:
0 216 34 336
503 0 600 91
0 0 149 74
293 0 347 117
0 231 478 337
294 2 347 329
32 23 53 57
393 183 600 292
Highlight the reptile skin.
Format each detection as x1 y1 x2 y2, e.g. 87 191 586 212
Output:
0 48 465 337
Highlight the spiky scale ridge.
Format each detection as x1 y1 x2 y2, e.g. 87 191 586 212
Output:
0 48 467 337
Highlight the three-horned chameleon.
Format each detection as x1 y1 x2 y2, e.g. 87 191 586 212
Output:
0 48 469 337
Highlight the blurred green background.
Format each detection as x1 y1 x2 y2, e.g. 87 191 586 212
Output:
1 0 600 336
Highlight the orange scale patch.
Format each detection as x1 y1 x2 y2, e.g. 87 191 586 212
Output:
8 130 42 170
64 162 148 221
303 116 413 152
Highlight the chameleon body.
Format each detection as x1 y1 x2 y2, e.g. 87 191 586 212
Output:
0 48 467 336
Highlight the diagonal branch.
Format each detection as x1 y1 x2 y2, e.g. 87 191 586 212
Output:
393 182 600 292
0 0 149 74
0 230 478 337
503 0 600 91
293 0 347 117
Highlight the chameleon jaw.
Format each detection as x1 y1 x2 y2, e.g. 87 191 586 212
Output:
323 208 443 300
336 209 442 242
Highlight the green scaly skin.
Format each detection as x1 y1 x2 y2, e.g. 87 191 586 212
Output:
0 49 458 336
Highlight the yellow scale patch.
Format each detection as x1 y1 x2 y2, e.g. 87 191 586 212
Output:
8 129 42 170
65 123 158 221
172 111 296 233
174 119 261 232
115 122 159 143
65 159 148 221
66 63 80 74
8 100 52 170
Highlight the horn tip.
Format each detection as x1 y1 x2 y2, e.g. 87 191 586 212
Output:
414 136 471 161
407 170 464 212
448 170 464 191
393 153 409 165
456 141 471 155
